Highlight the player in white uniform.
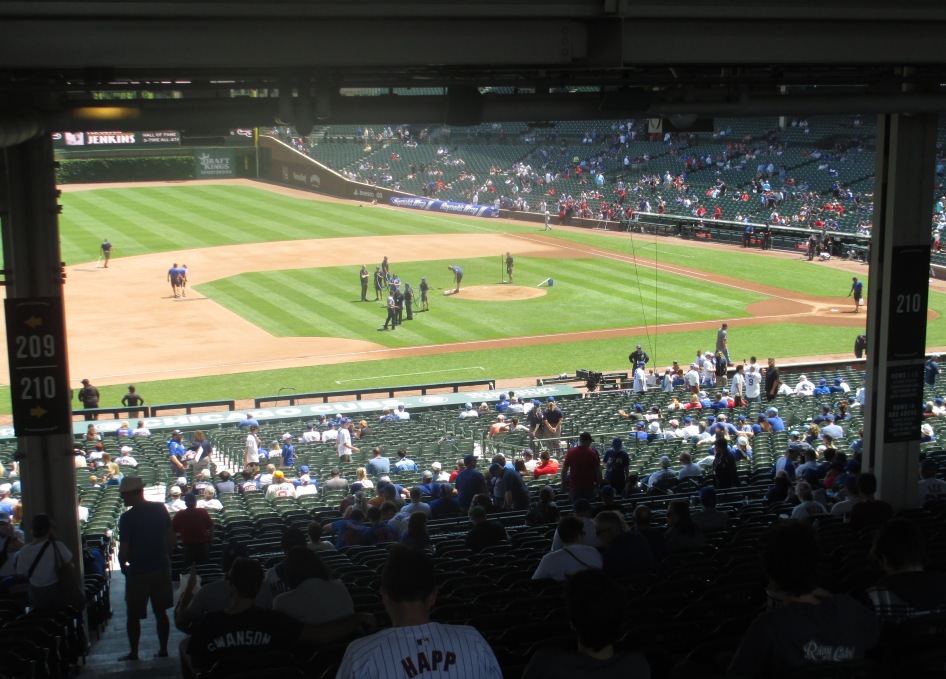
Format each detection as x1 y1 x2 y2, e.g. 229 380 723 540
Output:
336 546 501 679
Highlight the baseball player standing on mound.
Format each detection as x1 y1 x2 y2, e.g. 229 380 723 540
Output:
336 546 501 678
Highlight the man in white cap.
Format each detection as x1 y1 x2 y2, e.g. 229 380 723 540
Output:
118 476 176 661
459 403 478 419
431 461 450 482
115 446 139 467
794 374 815 396
165 486 186 514
664 419 686 440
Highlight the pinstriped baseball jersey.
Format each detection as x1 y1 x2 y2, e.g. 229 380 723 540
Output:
336 622 502 679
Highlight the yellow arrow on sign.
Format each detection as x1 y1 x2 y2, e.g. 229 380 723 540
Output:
25 316 43 329
29 406 47 418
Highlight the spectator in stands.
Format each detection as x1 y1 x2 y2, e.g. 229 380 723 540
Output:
322 422 339 442
274 547 354 625
490 462 531 510
595 510 655 576
236 413 259 429
306 522 335 553
243 425 260 467
713 437 740 489
301 422 320 443
323 468 348 492
366 447 390 478
524 568 649 678
394 448 418 473
664 500 705 553
794 373 815 396
847 473 894 529
257 527 308 609
337 419 360 463
237 470 259 493
533 450 559 480
765 472 793 505
355 419 371 439
165 486 186 514
215 470 235 495
829 476 859 519
336 546 500 677
790 481 827 524
728 521 879 675
602 438 629 493
691 486 729 532
117 476 176 661
395 403 411 421
561 432 601 501
132 420 151 437
532 516 602 582
401 513 433 552
867 518 946 621
647 455 675 487
265 470 296 500
197 485 223 511
677 451 702 480
465 505 508 553
115 445 138 467
174 542 248 634
361 505 398 545
429 484 461 518
539 399 565 451
918 458 946 506
459 402 479 419
455 454 487 511
773 447 797 481
183 556 368 679
172 493 214 570
115 420 132 438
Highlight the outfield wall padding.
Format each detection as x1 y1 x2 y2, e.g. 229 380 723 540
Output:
258 135 414 203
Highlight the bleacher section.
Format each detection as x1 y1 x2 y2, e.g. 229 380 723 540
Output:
4 363 946 677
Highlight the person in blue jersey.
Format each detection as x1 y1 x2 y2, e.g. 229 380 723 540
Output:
848 276 864 313
448 264 463 293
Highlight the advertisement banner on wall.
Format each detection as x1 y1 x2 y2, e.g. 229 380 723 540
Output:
389 196 499 218
194 148 236 178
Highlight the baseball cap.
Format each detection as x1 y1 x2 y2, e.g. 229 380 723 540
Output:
766 407 778 415
649 422 661 433
0 484 11 494
465 403 473 410
171 429 183 436
463 454 476 466
547 397 555 403
500 393 507 400
669 419 679 427
633 404 643 412
683 416 692 423
935 398 943 405
119 476 144 493
834 377 842 385
819 378 827 385
169 486 182 496
636 421 646 429
273 470 285 481
282 433 292 440
612 437 623 447
737 415 746 421
690 363 698 368
825 414 835 421
636 345 642 349
431 461 442 471
736 436 748 446
532 399 541 406
378 475 391 484
120 445 133 454
299 465 310 473
789 430 800 438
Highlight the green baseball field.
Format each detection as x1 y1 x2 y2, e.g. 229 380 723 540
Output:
2 179 942 414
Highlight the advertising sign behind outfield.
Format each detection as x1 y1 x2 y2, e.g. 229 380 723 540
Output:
194 148 236 178
389 196 500 218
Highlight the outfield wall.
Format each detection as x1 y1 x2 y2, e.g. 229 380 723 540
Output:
258 135 414 203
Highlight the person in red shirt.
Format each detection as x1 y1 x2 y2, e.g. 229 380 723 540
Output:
561 432 602 502
533 451 559 480
172 493 214 569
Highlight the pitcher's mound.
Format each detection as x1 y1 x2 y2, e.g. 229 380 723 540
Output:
448 285 548 301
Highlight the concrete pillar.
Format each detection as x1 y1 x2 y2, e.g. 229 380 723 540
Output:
864 113 938 509
0 136 82 579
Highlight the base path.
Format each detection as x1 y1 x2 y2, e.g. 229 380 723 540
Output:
6 179 931 389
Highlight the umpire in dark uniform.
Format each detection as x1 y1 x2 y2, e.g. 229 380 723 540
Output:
404 283 414 320
393 286 404 325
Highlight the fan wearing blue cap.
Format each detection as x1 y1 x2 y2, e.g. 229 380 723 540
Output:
765 407 786 432
459 402 478 419
632 360 648 394
813 378 831 396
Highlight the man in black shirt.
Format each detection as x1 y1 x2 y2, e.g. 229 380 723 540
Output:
765 357 780 402
78 378 100 420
